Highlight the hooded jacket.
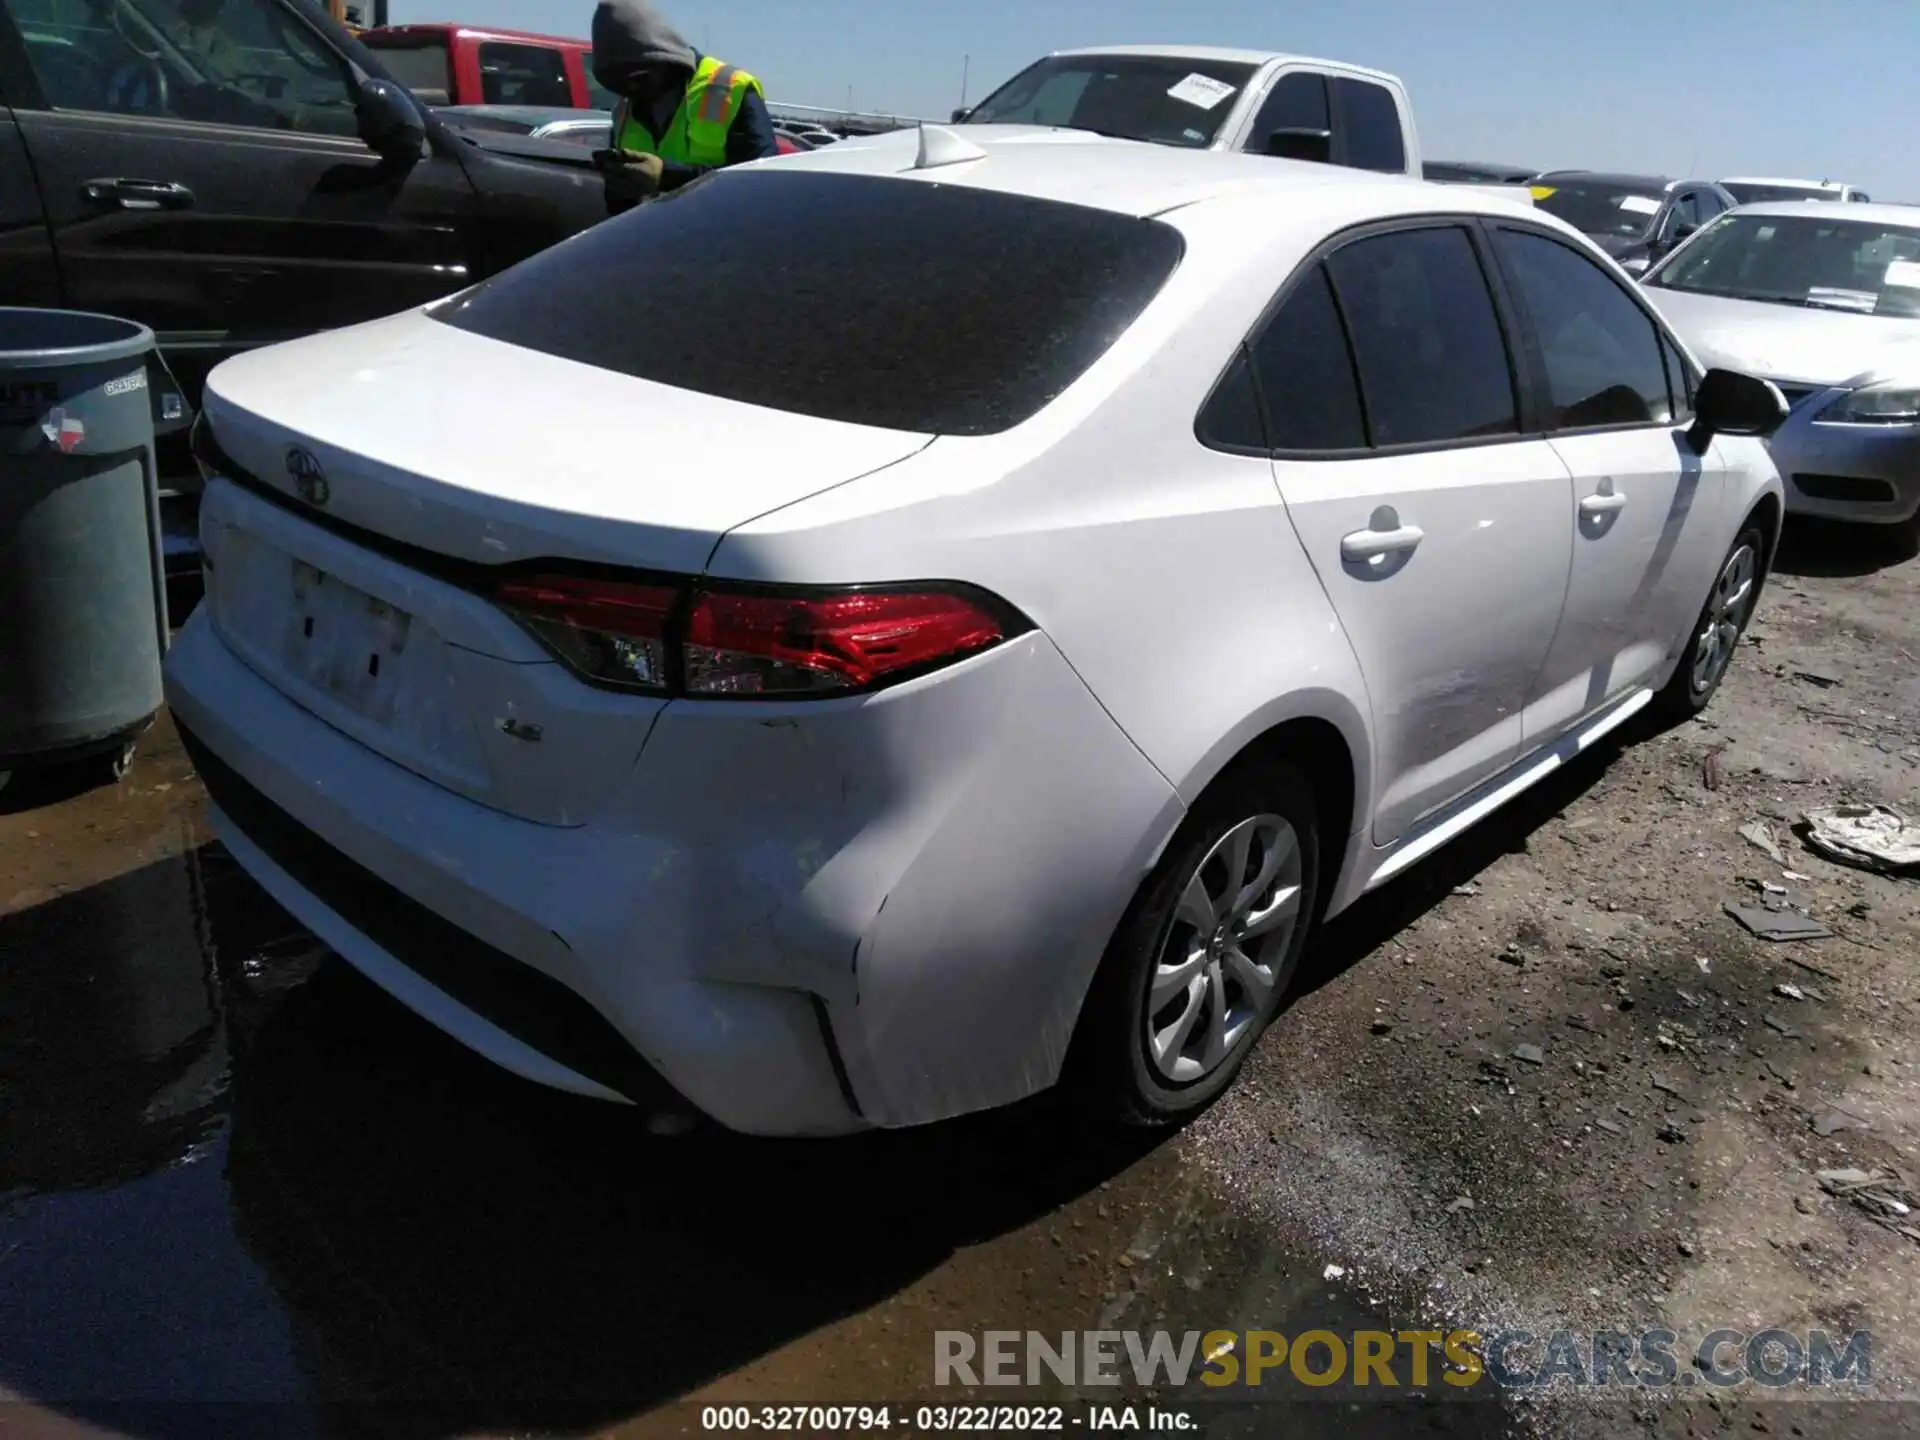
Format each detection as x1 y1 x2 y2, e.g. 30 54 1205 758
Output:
590 0 696 94
589 0 778 210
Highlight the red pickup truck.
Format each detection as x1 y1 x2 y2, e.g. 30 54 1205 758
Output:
360 23 616 110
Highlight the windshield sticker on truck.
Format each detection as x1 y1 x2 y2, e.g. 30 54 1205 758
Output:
1805 286 1879 313
1618 195 1662 216
1883 260 1920 289
1166 73 1237 110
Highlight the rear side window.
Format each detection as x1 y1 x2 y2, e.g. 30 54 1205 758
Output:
1491 228 1673 429
1325 227 1518 446
1248 266 1367 450
478 41 572 107
1333 78 1405 173
1196 350 1267 451
367 41 453 101
1243 72 1328 155
434 170 1185 435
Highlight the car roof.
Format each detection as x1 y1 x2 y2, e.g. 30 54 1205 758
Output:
1536 170 1677 189
1721 176 1849 190
1726 200 1920 226
1045 44 1401 85
770 125 1536 223
365 23 586 47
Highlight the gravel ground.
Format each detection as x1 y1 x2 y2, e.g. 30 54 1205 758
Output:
1168 519 1920 1435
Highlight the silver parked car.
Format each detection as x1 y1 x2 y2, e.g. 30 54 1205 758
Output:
1642 202 1920 527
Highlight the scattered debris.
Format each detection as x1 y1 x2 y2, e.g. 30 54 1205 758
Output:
1595 1118 1624 1135
1452 882 1482 898
1802 806 1920 876
1651 1077 1690 1101
1783 870 1812 883
1702 744 1727 791
1775 983 1807 1002
1446 1196 1475 1215
1497 944 1527 968
1739 821 1787 865
1816 1168 1918 1237
1370 1018 1395 1036
1677 1238 1698 1257
1812 1108 1870 1138
1657 1121 1688 1144
1794 668 1842 690
1785 954 1842 983
1724 902 1833 943
1763 1014 1801 1038
1323 1263 1346 1281
1696 955 1712 974
1512 1043 1545 1066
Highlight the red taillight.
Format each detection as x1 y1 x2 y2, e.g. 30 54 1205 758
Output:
683 588 1008 696
494 574 678 692
496 573 1017 699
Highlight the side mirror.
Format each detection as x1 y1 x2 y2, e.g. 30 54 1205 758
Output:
356 77 427 162
1686 368 1789 453
950 106 971 123
1264 126 1332 164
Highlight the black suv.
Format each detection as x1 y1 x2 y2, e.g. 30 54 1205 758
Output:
0 0 609 574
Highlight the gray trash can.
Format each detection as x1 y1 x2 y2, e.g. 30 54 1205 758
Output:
0 308 174 790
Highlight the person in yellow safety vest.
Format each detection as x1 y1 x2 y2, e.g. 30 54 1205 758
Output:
590 0 780 214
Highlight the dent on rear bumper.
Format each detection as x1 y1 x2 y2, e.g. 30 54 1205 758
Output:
166 617 1179 1134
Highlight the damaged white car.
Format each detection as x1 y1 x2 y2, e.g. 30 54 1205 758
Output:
167 127 1787 1135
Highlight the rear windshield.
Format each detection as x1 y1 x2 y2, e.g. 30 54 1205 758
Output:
432 169 1186 435
366 40 452 100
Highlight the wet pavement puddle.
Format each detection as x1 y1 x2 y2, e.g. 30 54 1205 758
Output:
1 720 1516 1437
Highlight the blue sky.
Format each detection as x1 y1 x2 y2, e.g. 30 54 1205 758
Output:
405 0 1917 197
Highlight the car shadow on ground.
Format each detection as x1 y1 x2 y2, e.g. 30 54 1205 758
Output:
1289 728 1628 1006
0 844 1165 1437
1770 514 1919 578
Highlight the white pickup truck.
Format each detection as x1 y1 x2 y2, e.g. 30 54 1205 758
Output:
960 44 1424 175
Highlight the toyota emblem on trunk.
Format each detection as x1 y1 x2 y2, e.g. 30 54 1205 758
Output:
286 446 329 506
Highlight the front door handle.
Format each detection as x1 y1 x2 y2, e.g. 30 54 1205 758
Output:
1579 480 1628 519
82 177 195 211
1340 517 1426 563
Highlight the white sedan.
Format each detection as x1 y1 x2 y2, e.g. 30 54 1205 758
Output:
165 126 1788 1136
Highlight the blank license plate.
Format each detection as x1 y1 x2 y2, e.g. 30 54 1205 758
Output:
285 560 413 722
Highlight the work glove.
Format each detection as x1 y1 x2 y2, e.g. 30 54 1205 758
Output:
604 149 666 203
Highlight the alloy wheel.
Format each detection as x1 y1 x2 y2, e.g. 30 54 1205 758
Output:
1691 541 1758 696
1145 814 1304 1085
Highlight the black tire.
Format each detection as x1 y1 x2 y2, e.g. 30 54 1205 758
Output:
1068 756 1320 1128
1651 521 1766 725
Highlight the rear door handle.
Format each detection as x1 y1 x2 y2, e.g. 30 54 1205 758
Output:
1340 522 1425 563
82 177 195 211
1579 479 1627 519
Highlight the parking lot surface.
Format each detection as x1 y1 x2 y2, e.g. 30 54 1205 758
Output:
2 522 1916 1438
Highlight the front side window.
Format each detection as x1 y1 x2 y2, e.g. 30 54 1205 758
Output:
1493 228 1674 429
1531 179 1667 239
13 0 358 134
1241 71 1327 155
363 39 451 103
1324 226 1518 447
1247 265 1367 450
1333 77 1404 173
1646 212 1920 319
967 54 1258 149
434 169 1185 436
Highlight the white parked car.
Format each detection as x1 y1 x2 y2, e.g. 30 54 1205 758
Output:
1722 177 1872 206
1642 202 1920 526
165 128 1788 1137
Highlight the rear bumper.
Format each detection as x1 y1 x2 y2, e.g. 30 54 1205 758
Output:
164 607 1179 1135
